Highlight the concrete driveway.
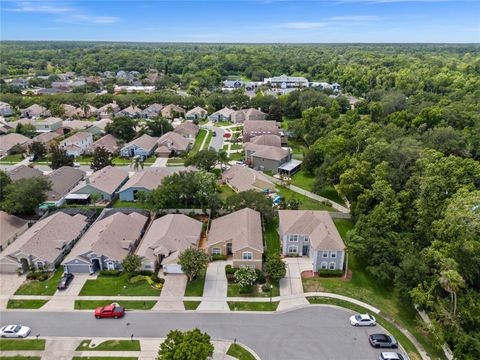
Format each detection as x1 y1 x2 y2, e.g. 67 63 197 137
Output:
42 274 92 311
154 274 187 311
197 260 230 311
0 274 25 309
278 257 312 310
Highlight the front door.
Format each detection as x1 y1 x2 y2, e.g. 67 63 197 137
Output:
227 243 233 255
302 245 309 256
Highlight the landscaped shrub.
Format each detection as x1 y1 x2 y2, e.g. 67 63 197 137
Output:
151 274 164 284
99 269 122 276
225 265 236 275
134 270 154 276
318 269 344 277
26 271 49 281
262 284 272 293
255 269 266 284
211 254 227 261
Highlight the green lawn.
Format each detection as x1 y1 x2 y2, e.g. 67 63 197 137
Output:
230 143 243 150
215 121 233 127
227 283 279 298
264 217 280 255
184 276 205 297
79 273 161 296
0 154 23 164
76 340 140 351
166 158 184 165
14 268 63 296
183 301 201 310
6 299 48 309
226 343 256 360
204 130 213 149
74 155 92 163
0 339 46 351
290 170 346 206
276 185 334 211
111 156 131 165
288 138 307 156
74 300 156 310
217 184 236 203
228 152 244 161
111 200 150 209
191 129 207 154
227 301 279 311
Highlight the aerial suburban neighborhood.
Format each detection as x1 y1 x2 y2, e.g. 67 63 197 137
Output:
0 1 478 360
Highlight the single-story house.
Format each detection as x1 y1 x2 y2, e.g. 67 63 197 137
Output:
0 101 14 117
61 132 93 157
278 210 346 272
243 120 287 145
222 165 275 193
86 119 112 136
0 211 28 252
0 211 88 273
185 106 207 121
140 104 163 119
161 104 185 119
231 108 267 123
97 102 120 119
62 211 149 273
245 144 291 173
0 133 30 156
86 134 119 155
118 168 174 201
31 131 60 145
155 131 191 157
58 120 92 135
70 166 129 201
173 121 200 141
44 166 86 207
117 105 142 118
136 214 203 274
207 208 263 270
120 134 158 158
21 104 50 119
208 107 235 122
8 165 43 181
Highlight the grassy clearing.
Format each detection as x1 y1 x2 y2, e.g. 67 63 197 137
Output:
0 154 23 164
79 273 161 296
184 276 205 297
191 129 207 154
227 283 279 298
288 138 307 155
264 217 280 255
276 185 333 211
76 340 140 351
290 170 345 206
6 299 48 309
217 184 236 203
74 300 156 310
111 200 150 209
0 339 46 351
227 343 256 360
183 301 201 310
14 268 63 296
227 301 279 311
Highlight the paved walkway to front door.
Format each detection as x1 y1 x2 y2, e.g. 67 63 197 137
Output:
197 260 230 311
153 274 187 311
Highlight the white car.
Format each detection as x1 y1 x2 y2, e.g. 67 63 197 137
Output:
349 313 376 326
379 352 405 360
0 324 31 338
73 162 81 167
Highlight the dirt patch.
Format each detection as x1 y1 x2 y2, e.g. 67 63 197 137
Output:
301 270 318 278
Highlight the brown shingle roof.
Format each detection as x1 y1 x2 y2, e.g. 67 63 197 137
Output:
8 165 43 181
122 134 158 153
79 166 128 195
222 165 275 193
250 134 281 147
251 145 289 161
0 133 30 153
156 132 190 152
0 211 28 249
46 166 85 202
119 168 173 192
174 121 199 138
32 132 60 144
88 133 119 153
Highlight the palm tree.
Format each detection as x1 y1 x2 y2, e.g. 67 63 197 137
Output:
130 155 144 172
217 149 229 171
81 102 90 118
439 269 465 315
89 193 100 213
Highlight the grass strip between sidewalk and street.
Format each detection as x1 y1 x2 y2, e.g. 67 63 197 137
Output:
226 343 256 360
75 340 140 351
0 339 46 351
183 301 201 310
74 300 156 310
6 299 48 309
227 301 279 311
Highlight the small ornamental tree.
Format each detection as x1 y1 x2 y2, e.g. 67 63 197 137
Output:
265 254 287 283
49 143 73 169
178 248 209 282
121 254 142 275
158 328 214 360
28 141 47 160
234 267 258 288
90 146 113 171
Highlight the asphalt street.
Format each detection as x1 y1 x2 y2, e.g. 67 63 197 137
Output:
0 306 393 360
203 125 225 151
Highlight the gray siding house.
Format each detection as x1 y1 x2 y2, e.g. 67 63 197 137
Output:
119 134 158 158
278 210 346 272
118 168 173 202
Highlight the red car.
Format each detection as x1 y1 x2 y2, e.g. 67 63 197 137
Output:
94 303 125 319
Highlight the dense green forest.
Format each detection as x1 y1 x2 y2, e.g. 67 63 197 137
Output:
1 42 479 358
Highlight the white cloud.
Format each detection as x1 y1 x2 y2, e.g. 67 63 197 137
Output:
9 1 74 14
280 22 328 29
59 15 120 24
327 15 380 21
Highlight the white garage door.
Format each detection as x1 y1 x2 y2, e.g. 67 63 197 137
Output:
164 264 183 274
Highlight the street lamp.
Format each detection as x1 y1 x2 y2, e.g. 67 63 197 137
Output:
269 284 273 304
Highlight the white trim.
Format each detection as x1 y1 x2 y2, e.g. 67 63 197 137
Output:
329 262 336 270
322 251 329 258
287 245 298 254
242 251 253 260
330 251 337 258
212 247 221 255
321 261 328 270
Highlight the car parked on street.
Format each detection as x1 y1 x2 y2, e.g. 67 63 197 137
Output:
379 352 405 360
0 325 31 338
369 333 398 348
94 303 125 319
57 273 74 290
349 313 376 326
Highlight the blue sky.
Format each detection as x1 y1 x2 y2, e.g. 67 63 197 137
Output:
1 0 479 43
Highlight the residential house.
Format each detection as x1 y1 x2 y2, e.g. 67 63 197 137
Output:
136 214 203 273
45 166 86 206
223 80 244 89
31 131 60 145
86 119 112 136
155 131 191 157
249 134 282 147
0 211 88 273
245 144 291 173
70 166 129 201
86 134 119 155
173 121 199 141
231 108 267 123
21 104 50 119
222 165 275 193
263 74 309 88
59 120 92 135
118 168 174 201
0 101 14 117
10 78 29 88
140 104 163 119
0 133 30 156
62 211 148 273
117 105 142 118
243 120 287 145
278 210 346 272
208 107 235 122
207 208 263 270
161 104 186 119
0 211 28 252
98 102 120 119
61 132 93 157
185 106 207 121
120 134 158 158
8 165 43 181
33 117 63 133
0 122 12 135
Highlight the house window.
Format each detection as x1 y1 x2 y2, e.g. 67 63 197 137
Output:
212 248 221 255
330 252 337 258
304 236 309 242
322 251 329 258
287 245 298 254
36 262 44 269
107 261 115 270
289 234 298 242
242 252 253 260
329 262 336 270
144 264 151 269
321 262 328 270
